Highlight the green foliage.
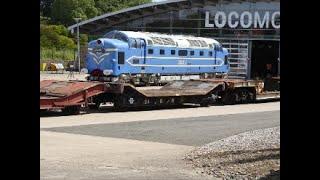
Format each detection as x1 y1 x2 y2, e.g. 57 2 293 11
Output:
80 34 88 46
50 0 151 25
40 48 75 62
40 24 76 50
40 0 54 17
51 0 99 25
40 0 153 61
94 0 151 15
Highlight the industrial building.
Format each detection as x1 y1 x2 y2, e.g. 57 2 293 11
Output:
68 0 280 78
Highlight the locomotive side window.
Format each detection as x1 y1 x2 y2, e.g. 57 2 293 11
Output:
209 51 213 56
200 51 204 56
148 49 153 54
171 50 176 55
160 49 165 55
178 50 188 56
118 52 125 64
190 51 194 56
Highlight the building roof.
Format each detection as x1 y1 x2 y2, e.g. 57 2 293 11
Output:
104 30 220 48
68 0 280 35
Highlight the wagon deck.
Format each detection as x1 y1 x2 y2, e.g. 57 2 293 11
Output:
40 80 108 111
40 78 279 114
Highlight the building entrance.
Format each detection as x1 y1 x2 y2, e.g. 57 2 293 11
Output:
250 40 279 79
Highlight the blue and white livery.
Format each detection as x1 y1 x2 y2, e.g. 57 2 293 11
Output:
85 30 229 85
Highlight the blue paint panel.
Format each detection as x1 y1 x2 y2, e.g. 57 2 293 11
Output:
86 32 229 76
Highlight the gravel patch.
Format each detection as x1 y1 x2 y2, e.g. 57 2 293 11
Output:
184 127 280 179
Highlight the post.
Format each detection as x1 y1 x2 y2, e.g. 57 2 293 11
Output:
278 42 280 76
77 20 80 73
73 17 82 73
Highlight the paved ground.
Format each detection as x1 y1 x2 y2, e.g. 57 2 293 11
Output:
40 102 279 180
43 111 279 146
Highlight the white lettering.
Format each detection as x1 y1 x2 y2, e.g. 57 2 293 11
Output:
254 11 269 28
214 11 227 28
271 11 280 29
228 11 239 28
240 11 252 28
205 11 214 28
205 11 280 29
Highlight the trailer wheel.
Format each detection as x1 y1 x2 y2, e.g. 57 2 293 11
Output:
236 88 255 104
200 102 210 107
88 103 100 110
62 106 80 115
222 91 237 105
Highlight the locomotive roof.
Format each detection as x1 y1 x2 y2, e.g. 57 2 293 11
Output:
104 30 220 49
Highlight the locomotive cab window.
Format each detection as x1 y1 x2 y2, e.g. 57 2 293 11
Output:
178 50 187 56
160 49 165 55
136 39 142 48
118 52 125 64
130 38 137 48
148 49 153 54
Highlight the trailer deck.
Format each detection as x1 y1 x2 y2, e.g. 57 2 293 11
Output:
40 78 280 114
40 80 108 113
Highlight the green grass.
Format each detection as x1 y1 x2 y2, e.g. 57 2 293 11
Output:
40 48 75 62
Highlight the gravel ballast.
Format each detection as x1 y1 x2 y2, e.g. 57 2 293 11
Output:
184 127 280 179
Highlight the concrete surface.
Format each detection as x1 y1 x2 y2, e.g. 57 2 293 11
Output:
43 111 279 146
40 102 280 180
40 101 279 128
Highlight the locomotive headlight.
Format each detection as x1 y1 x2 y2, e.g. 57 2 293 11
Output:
103 69 113 75
81 68 88 74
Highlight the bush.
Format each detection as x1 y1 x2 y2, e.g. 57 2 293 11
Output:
40 24 76 50
40 48 75 62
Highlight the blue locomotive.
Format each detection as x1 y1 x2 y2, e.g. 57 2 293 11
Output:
84 30 229 85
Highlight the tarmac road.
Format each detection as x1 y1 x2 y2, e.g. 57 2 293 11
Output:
43 111 279 146
40 102 280 180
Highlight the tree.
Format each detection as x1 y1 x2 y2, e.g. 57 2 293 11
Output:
40 24 76 50
94 0 151 15
51 0 99 25
40 0 54 17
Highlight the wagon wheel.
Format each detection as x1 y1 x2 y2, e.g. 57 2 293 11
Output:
88 97 101 110
88 103 100 110
237 89 255 104
62 106 81 115
222 91 238 105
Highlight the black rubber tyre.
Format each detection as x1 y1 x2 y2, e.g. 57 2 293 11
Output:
222 92 237 105
88 103 100 110
62 106 81 115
